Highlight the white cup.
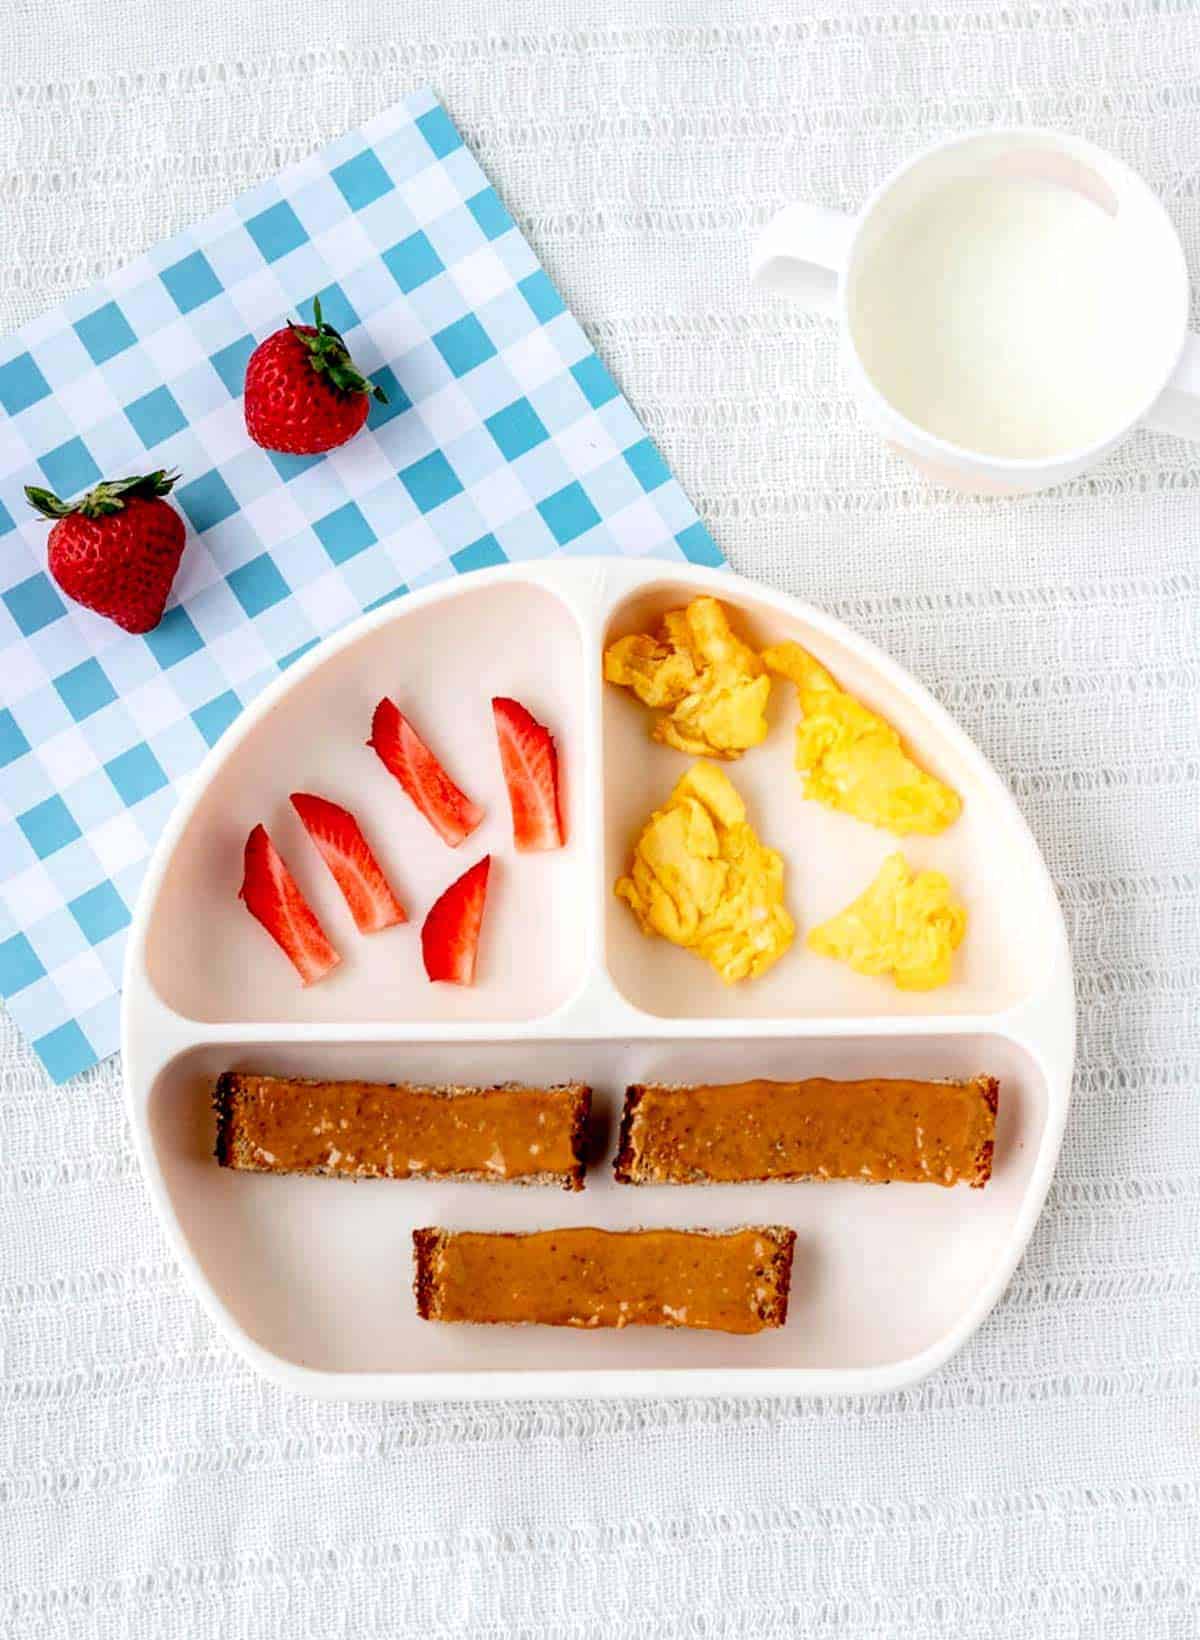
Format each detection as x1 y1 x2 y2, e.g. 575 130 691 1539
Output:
751 129 1200 494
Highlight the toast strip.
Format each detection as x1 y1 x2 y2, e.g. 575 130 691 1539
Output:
412 1226 795 1333
615 1077 998 1188
214 1074 591 1189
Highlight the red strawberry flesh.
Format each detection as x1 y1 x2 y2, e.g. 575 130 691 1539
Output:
492 696 564 851
243 297 385 456
239 823 341 985
26 471 186 636
421 855 491 986
244 326 371 454
368 699 484 847
290 792 407 933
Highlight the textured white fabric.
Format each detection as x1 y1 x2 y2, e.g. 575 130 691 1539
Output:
2 1 1199 1636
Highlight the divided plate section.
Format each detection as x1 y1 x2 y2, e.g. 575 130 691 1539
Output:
143 578 592 1025
601 577 1054 1020
146 1032 1046 1383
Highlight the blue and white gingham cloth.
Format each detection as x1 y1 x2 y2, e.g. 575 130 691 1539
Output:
0 88 722 1083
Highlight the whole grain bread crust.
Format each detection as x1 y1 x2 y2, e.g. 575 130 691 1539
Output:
752 1224 795 1326
412 1227 444 1319
612 1085 646 1185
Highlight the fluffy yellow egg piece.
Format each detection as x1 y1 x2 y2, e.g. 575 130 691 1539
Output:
604 596 771 759
615 761 795 983
808 853 967 990
763 641 961 835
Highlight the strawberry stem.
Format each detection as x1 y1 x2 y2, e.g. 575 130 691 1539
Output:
25 469 180 521
288 295 387 403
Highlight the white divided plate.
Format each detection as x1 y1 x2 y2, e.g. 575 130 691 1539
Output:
122 559 1074 1399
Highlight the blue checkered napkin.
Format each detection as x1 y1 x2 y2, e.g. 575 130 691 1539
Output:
0 88 723 1083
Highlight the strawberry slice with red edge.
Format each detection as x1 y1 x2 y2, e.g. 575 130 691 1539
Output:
368 699 484 847
492 696 565 851
289 792 407 933
239 823 341 985
421 855 491 986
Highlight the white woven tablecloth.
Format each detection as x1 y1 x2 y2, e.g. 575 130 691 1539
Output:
3 2 1198 1635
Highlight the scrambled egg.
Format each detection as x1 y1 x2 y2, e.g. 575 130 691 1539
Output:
763 641 961 835
615 761 795 983
808 853 967 990
604 596 771 759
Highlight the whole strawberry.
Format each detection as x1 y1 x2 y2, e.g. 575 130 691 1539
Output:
243 296 386 455
25 469 187 635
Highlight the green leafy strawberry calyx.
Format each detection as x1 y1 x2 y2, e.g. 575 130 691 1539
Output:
24 469 181 521
290 296 387 403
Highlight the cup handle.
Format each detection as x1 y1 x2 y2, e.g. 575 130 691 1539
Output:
750 204 856 310
1144 333 1200 441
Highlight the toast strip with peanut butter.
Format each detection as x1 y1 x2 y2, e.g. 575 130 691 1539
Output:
214 1074 591 1189
412 1226 795 1333
615 1077 997 1188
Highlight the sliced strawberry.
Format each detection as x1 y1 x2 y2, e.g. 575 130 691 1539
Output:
492 696 564 851
239 823 340 985
368 699 484 847
421 855 491 985
289 792 407 933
